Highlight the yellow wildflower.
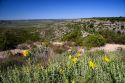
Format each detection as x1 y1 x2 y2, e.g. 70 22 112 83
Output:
23 50 29 56
76 53 81 58
69 55 72 59
103 56 110 63
89 61 96 69
72 57 78 64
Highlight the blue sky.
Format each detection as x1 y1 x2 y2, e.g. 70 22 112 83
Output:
0 0 125 20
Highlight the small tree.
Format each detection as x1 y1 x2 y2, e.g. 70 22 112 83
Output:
83 34 106 48
62 27 84 46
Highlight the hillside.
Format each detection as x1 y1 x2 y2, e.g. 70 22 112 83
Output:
0 17 125 83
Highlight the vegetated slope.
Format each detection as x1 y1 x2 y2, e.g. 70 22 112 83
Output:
0 46 125 83
0 17 125 83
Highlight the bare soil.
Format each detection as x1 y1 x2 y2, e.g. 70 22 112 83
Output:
90 43 125 52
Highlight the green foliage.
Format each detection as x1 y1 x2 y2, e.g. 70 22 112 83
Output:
0 28 40 51
0 50 125 83
83 34 106 48
0 59 24 72
97 29 125 44
62 27 106 47
89 23 94 28
92 17 125 22
62 29 80 41
62 28 83 46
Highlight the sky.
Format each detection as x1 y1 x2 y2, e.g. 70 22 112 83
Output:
0 0 125 20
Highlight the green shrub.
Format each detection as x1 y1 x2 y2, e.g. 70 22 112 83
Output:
97 29 125 44
62 28 84 46
115 35 125 44
0 50 125 83
0 29 40 51
83 34 106 48
62 28 81 41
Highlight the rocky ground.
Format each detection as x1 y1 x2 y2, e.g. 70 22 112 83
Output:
1 43 125 59
90 43 125 52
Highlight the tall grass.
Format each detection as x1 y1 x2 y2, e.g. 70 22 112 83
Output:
0 48 125 83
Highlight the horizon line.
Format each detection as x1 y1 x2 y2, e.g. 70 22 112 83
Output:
0 16 125 21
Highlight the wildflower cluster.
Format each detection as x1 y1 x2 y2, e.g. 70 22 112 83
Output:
0 49 124 83
88 55 111 70
68 52 81 64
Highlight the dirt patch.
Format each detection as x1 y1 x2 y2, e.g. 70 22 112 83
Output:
90 43 125 52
